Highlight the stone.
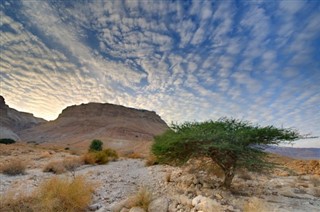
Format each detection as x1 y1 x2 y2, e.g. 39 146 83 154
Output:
120 209 130 212
192 195 223 212
148 197 169 212
129 207 146 212
88 203 102 211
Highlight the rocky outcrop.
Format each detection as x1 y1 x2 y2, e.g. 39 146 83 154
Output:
19 102 169 154
0 96 46 140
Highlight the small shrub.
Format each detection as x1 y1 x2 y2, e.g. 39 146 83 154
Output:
89 139 103 152
83 152 97 165
44 158 83 174
37 176 94 211
126 152 143 159
127 187 152 210
0 176 95 212
0 159 26 175
103 148 119 161
145 154 158 166
0 138 16 144
83 148 118 165
0 192 38 211
43 161 66 174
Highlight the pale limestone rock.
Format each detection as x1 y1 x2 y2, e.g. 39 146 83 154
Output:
148 197 169 212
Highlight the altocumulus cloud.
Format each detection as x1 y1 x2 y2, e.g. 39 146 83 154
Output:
0 0 319 147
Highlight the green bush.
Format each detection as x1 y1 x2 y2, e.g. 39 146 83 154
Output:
89 139 103 152
0 138 16 144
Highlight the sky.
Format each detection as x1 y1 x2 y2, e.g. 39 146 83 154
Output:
0 0 319 147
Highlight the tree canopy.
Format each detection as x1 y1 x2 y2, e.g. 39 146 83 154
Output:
152 118 302 188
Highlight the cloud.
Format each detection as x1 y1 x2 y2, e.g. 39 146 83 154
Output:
0 0 319 147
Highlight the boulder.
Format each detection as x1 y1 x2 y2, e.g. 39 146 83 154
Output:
148 197 169 212
129 207 145 212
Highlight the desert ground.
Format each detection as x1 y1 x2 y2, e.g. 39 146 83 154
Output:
0 143 319 212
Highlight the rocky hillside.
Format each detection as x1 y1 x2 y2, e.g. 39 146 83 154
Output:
19 102 169 154
0 96 46 140
266 146 320 160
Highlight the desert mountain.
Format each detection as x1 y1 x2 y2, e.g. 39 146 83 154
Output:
0 96 46 140
19 102 169 154
265 146 320 160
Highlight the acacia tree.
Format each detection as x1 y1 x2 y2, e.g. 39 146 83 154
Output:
152 118 302 188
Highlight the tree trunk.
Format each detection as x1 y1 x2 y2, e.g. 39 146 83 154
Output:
223 169 235 189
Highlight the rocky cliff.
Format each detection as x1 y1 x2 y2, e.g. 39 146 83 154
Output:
0 96 46 140
19 102 169 154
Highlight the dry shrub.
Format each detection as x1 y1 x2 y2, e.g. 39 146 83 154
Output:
44 158 83 174
126 187 152 210
37 176 94 211
145 154 158 166
243 197 266 212
0 159 27 175
44 161 66 174
0 176 94 212
64 157 84 171
0 192 38 211
83 148 118 165
126 152 143 159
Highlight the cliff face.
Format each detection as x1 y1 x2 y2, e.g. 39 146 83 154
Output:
0 96 46 140
19 102 169 154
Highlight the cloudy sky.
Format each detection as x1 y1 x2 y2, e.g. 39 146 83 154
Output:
1 0 319 147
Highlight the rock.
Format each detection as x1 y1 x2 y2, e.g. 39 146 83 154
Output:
148 197 169 212
192 195 223 212
129 207 146 212
88 203 102 211
215 193 223 200
177 195 192 206
120 208 130 212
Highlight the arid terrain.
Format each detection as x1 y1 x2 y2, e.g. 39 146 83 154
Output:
0 143 320 212
1 96 320 211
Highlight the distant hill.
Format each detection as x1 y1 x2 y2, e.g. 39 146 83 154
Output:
0 96 46 140
265 146 320 160
18 102 169 155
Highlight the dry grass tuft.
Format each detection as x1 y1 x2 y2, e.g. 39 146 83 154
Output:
83 148 118 165
126 187 152 210
125 152 144 159
0 159 27 175
37 176 94 211
0 176 95 212
43 157 83 174
145 154 158 166
43 160 66 174
0 192 38 211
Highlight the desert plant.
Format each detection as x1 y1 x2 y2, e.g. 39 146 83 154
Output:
89 139 103 152
152 118 303 188
37 176 94 211
127 187 152 210
145 154 158 166
0 192 39 211
83 148 118 165
44 158 83 175
0 138 16 144
43 161 67 174
0 159 26 175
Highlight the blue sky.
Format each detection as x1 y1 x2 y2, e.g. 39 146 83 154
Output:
0 0 319 147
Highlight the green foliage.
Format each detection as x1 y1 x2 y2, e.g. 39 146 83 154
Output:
152 118 302 188
89 139 103 152
0 138 16 144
